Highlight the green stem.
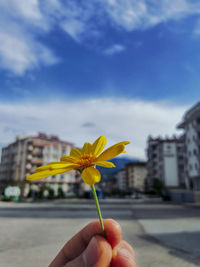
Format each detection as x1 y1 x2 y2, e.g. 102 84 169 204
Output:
91 184 106 238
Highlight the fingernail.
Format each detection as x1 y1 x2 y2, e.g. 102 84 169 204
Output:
83 236 99 266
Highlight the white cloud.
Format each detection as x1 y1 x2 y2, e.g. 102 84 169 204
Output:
1 0 200 75
0 29 59 75
103 44 126 55
0 0 46 27
0 0 57 75
0 98 189 159
100 0 200 31
61 19 86 42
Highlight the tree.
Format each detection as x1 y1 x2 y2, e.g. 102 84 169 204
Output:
152 178 164 196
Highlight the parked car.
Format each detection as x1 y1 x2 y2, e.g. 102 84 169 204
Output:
130 193 140 199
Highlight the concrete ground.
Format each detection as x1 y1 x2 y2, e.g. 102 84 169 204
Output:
132 202 200 262
0 199 199 267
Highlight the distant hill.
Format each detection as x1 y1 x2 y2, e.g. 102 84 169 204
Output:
97 157 139 181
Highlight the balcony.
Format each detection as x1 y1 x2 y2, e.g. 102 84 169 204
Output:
27 154 32 160
32 141 45 147
27 145 33 151
26 163 32 169
31 159 43 164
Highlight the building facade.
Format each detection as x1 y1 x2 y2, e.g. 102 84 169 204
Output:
0 133 75 194
116 169 126 191
146 136 185 189
178 102 200 191
125 162 147 192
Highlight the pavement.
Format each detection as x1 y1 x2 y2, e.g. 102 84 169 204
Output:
131 202 200 262
0 199 199 267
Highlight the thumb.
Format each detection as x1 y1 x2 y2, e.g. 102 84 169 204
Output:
64 235 112 267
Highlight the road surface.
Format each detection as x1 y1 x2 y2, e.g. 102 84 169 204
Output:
0 199 199 267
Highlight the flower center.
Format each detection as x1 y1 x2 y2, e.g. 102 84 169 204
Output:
76 154 96 168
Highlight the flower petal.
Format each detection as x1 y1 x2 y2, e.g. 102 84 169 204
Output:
97 144 125 161
115 141 130 146
35 162 58 172
70 148 81 157
35 166 49 172
95 161 115 168
81 142 92 155
36 162 79 172
91 136 107 156
81 167 101 185
26 167 73 181
60 156 76 163
48 163 79 170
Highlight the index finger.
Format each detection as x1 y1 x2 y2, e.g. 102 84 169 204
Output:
49 219 122 267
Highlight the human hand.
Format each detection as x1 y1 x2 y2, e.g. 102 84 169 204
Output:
49 219 136 267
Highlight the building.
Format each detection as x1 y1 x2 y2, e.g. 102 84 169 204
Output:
178 102 200 191
125 162 147 192
116 169 126 191
146 135 185 189
0 133 75 194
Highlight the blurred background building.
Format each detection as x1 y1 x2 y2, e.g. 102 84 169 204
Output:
146 135 185 190
126 162 147 192
115 161 147 194
1 102 200 202
178 102 200 191
116 169 126 191
0 133 79 196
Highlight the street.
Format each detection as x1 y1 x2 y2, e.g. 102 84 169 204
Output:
0 199 200 267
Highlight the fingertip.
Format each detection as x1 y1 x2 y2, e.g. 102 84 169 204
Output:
94 235 112 265
111 240 136 267
104 219 122 248
84 235 112 267
65 235 112 267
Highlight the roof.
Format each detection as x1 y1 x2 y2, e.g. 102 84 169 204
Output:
148 135 183 143
2 133 74 150
126 161 146 167
177 102 200 128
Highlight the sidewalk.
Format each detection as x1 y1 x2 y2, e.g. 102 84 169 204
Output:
132 202 200 264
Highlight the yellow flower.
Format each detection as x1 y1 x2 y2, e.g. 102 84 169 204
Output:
26 136 130 185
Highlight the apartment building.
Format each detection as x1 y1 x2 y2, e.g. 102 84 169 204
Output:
146 135 185 189
0 133 75 192
178 102 200 191
125 162 147 192
116 169 126 191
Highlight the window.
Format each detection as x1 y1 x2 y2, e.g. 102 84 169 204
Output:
52 175 56 179
179 164 184 170
60 174 64 179
53 147 58 153
177 147 182 152
196 117 200 124
193 149 197 155
151 145 157 150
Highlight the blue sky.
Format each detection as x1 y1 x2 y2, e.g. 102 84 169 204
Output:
0 0 200 158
